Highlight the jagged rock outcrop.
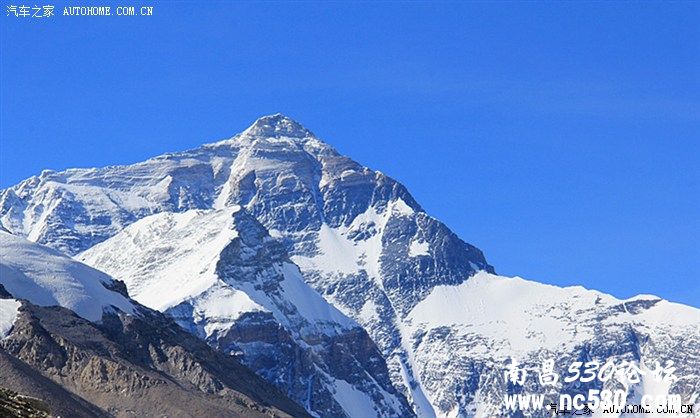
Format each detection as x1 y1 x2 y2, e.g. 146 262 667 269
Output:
0 347 109 418
1 301 310 418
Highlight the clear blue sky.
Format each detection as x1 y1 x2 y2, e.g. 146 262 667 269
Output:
2 2 698 307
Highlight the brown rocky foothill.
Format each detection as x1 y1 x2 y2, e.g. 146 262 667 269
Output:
0 300 310 418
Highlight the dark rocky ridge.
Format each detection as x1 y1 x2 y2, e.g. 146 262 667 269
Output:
1 300 310 418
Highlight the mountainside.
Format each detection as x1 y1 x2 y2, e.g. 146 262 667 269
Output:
0 347 109 418
404 272 700 416
0 230 311 418
2 114 699 417
79 206 414 418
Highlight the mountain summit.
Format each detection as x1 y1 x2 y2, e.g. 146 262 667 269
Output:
241 113 314 139
2 115 699 417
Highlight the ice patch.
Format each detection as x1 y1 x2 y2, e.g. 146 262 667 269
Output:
292 198 415 285
298 224 361 275
332 378 379 418
359 299 378 323
278 262 355 328
391 198 415 216
409 240 430 257
0 299 21 339
193 283 267 337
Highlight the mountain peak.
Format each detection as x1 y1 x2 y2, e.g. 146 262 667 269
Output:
243 113 313 139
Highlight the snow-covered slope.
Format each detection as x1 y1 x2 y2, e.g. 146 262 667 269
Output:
79 207 352 330
79 206 414 418
404 272 700 416
0 230 136 322
2 114 699 417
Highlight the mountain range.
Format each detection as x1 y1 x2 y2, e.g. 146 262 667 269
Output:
1 114 698 417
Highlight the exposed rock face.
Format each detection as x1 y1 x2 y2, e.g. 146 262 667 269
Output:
0 347 109 418
2 114 699 417
0 284 12 299
1 301 310 418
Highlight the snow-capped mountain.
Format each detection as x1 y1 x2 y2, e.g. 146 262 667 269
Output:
0 229 311 417
404 272 700 416
78 206 414 418
2 114 698 417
